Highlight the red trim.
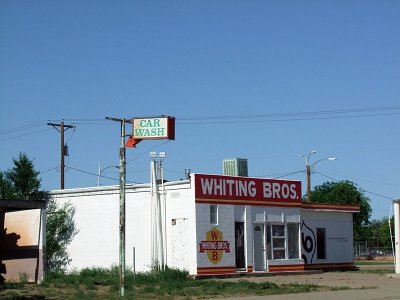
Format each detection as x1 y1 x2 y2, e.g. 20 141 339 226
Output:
304 262 354 270
302 203 360 212
196 198 302 208
197 266 236 275
268 264 305 272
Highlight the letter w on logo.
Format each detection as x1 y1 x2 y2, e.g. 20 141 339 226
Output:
210 230 219 240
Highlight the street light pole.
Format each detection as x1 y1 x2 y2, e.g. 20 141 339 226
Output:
300 151 336 203
301 150 316 203
97 164 119 187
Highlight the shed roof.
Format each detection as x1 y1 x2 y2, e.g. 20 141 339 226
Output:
0 200 46 212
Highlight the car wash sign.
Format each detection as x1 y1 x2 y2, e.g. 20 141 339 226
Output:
195 174 302 207
133 116 175 140
126 116 175 148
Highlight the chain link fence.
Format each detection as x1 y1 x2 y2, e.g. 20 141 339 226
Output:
354 241 394 260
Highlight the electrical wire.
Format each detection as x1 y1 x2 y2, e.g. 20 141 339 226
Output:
320 172 400 188
0 128 52 142
2 105 400 141
259 170 305 179
314 171 394 200
177 112 400 125
177 105 400 124
126 140 171 164
68 166 140 184
0 121 47 135
39 167 58 174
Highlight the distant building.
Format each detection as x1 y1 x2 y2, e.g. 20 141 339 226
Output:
223 158 248 177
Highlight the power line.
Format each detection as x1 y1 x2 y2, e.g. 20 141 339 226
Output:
319 171 400 188
0 128 52 142
2 105 400 141
39 167 58 174
260 170 305 179
177 105 400 121
68 166 140 184
0 121 47 135
177 112 400 125
314 171 394 200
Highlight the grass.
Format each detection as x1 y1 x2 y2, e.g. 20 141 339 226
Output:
0 266 322 300
354 260 394 266
356 268 394 274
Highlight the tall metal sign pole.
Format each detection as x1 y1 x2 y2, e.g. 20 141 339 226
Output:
119 119 126 297
106 115 175 297
106 117 127 297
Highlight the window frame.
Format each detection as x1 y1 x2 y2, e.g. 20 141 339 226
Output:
210 204 218 225
316 227 326 259
267 222 300 260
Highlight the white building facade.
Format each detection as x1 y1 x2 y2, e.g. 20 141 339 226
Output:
52 173 359 276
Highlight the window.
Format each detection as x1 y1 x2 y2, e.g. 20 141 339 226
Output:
287 223 299 259
272 224 286 259
266 224 272 260
317 228 326 259
267 223 300 260
210 205 218 225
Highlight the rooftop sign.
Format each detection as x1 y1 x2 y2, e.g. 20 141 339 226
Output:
194 174 302 207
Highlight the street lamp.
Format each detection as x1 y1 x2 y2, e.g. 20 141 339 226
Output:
97 164 119 187
300 151 336 203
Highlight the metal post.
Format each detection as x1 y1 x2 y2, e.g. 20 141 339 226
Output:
133 246 136 283
306 164 311 203
119 119 126 296
394 200 400 274
97 163 101 187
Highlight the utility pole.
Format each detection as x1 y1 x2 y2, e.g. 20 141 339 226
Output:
48 120 75 189
300 151 336 203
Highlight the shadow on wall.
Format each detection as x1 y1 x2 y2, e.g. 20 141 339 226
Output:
0 211 42 283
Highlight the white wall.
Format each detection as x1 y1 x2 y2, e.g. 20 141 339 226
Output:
301 209 354 264
165 182 197 274
53 181 194 273
54 190 120 270
196 203 235 269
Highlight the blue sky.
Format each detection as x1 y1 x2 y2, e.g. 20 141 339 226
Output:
1 1 399 220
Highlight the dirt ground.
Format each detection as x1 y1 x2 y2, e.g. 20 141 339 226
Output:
216 263 400 300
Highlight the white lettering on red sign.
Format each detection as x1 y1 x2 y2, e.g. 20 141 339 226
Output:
201 178 257 197
263 182 298 200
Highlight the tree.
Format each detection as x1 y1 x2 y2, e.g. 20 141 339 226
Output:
46 198 78 272
366 217 394 249
0 153 77 272
308 180 372 241
0 153 45 200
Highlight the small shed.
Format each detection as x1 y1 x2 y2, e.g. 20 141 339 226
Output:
0 200 46 283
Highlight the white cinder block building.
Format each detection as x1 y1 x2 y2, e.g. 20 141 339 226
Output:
51 173 359 275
